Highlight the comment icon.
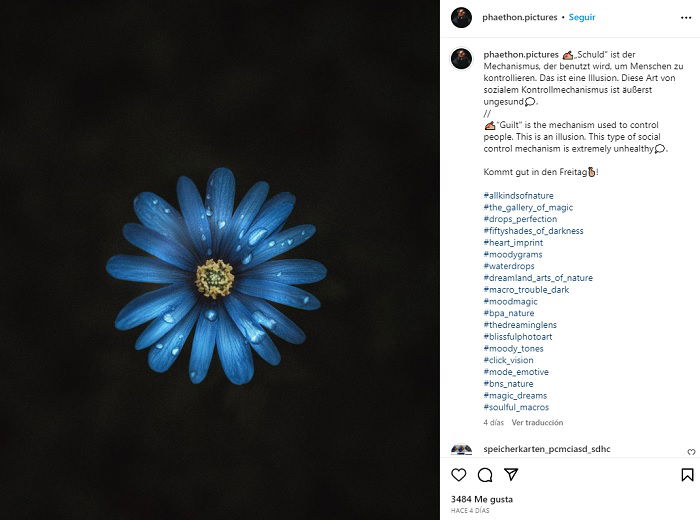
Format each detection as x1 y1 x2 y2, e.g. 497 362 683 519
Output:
478 467 493 482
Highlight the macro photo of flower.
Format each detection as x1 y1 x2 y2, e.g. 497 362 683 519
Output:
107 168 326 384
5 4 436 516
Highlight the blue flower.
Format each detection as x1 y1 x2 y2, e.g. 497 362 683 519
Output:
106 168 326 384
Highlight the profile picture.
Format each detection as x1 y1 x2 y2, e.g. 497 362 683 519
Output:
451 444 473 455
451 48 472 70
451 7 472 28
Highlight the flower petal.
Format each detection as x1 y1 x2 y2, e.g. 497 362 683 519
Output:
134 289 198 349
216 311 254 384
205 168 235 246
241 193 295 249
237 294 306 344
147 305 200 373
234 279 320 310
106 255 192 284
237 225 315 271
123 223 197 270
251 334 281 366
115 283 190 330
133 192 190 246
220 181 269 258
222 294 266 344
177 176 212 259
238 259 326 285
189 306 218 383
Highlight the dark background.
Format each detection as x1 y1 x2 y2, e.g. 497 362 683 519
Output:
2 2 437 518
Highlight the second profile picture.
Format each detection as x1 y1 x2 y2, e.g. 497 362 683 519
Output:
451 48 472 70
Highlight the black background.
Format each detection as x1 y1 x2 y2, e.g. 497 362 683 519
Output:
3 2 437 518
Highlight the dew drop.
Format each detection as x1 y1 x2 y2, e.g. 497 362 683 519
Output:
238 230 245 239
248 327 264 343
287 238 294 245
301 230 306 236
206 248 212 256
248 228 267 246
171 347 179 356
268 240 276 247
242 253 252 265
235 244 242 252
164 208 171 214
303 296 310 304
152 199 158 205
206 193 211 200
190 371 197 379
155 343 164 349
204 309 218 322
276 271 282 277
217 220 226 229
205 207 213 217
252 311 276 329
162 313 175 323
200 233 206 241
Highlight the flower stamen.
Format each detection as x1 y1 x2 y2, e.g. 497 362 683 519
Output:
195 259 234 299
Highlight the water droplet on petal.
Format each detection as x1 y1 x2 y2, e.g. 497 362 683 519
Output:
268 240 276 247
242 254 252 265
301 230 306 236
276 271 282 277
164 208 171 214
248 228 268 246
252 311 276 329
206 193 211 200
287 238 294 245
155 343 164 349
190 370 197 379
248 327 264 343
238 230 245 239
200 233 206 241
205 207 213 217
171 347 179 355
235 244 242 252
217 220 226 229
204 309 218 322
162 313 175 323
206 248 212 256
152 199 158 205
303 296 310 304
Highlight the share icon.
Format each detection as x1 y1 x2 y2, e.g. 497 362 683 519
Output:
504 468 519 481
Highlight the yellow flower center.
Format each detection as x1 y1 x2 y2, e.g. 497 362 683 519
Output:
195 259 234 299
